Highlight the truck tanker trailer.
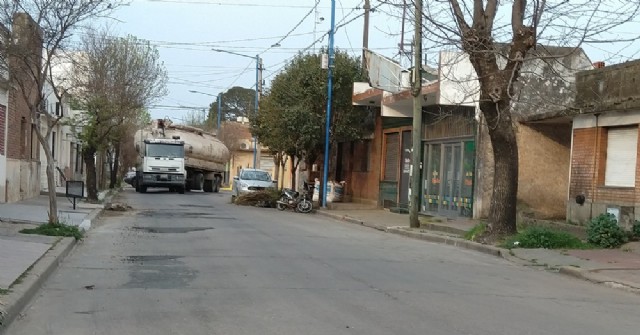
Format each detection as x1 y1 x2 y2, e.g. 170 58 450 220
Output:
134 119 230 194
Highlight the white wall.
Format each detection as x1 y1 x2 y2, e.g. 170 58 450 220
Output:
39 81 76 192
438 51 480 107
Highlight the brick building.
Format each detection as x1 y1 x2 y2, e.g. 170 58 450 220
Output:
0 23 8 202
2 13 43 202
566 59 640 229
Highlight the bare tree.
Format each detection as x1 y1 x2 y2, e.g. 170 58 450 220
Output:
69 28 167 201
383 0 640 238
0 1 120 224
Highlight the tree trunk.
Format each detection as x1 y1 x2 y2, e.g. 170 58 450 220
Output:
41 142 58 224
273 153 281 190
280 156 287 190
34 124 58 224
483 102 518 237
83 147 98 202
109 144 121 189
290 158 297 191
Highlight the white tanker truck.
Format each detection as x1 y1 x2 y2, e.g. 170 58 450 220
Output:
134 119 230 194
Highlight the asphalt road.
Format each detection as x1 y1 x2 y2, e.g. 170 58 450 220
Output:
6 188 640 334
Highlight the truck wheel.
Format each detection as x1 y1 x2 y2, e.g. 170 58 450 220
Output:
213 177 221 193
192 173 204 191
140 186 147 193
203 180 213 193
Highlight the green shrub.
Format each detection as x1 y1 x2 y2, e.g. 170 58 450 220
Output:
464 222 487 241
20 222 83 240
586 213 627 248
632 220 640 239
502 226 586 249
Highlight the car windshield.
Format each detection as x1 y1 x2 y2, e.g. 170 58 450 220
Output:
146 143 184 158
240 170 271 181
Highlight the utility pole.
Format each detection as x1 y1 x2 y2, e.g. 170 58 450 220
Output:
321 0 336 208
217 93 222 131
409 0 423 228
253 55 262 169
255 56 263 169
362 0 370 75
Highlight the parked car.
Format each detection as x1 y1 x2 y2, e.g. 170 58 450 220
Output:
232 168 275 198
124 171 137 187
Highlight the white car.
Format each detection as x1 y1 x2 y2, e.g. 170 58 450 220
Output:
233 168 275 197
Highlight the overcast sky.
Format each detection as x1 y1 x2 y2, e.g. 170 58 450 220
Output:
106 0 388 122
105 0 640 122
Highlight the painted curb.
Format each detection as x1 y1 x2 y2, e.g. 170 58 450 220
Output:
0 237 76 333
79 207 102 231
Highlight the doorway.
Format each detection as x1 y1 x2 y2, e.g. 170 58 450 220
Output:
422 139 474 217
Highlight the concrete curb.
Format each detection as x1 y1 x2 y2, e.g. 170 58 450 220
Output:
558 266 640 294
386 227 504 258
316 210 365 226
316 210 640 295
0 237 76 333
79 208 101 231
316 210 502 257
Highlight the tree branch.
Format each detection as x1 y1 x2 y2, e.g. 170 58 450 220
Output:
448 0 471 33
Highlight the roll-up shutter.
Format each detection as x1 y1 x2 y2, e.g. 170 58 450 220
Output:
384 133 399 181
605 127 638 187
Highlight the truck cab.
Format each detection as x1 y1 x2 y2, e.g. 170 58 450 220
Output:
136 138 186 193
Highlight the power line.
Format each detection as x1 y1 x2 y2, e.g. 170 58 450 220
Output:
141 0 347 9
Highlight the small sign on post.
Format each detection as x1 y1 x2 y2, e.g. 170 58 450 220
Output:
66 180 84 210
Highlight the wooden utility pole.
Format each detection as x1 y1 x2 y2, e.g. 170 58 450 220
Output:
409 0 423 228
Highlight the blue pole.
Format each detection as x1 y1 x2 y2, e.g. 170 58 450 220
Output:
253 54 260 169
217 92 222 130
322 0 336 208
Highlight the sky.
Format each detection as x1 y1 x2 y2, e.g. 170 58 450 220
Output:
103 0 640 123
106 0 394 122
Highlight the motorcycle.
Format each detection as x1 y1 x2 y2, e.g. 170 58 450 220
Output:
276 182 313 213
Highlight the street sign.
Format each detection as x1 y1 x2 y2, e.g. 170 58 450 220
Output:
66 180 84 209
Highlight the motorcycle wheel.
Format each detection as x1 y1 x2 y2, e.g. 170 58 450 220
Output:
296 199 313 213
276 195 287 211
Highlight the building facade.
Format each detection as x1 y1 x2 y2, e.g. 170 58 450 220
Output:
567 59 640 229
350 47 593 219
4 13 43 202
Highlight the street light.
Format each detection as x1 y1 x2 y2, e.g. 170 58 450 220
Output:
211 48 262 169
189 90 222 130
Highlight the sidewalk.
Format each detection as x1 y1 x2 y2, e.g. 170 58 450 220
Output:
317 208 640 294
0 188 111 330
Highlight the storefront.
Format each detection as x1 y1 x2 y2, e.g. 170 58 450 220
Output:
420 106 476 217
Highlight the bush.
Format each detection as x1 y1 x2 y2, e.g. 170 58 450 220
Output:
502 226 586 249
464 222 487 241
21 222 83 240
586 213 627 248
632 220 640 239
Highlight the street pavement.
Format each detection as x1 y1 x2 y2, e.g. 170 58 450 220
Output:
0 189 640 334
318 208 640 293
